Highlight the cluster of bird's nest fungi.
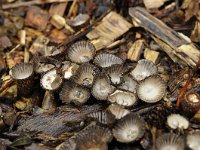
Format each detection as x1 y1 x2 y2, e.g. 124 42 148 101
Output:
9 40 200 150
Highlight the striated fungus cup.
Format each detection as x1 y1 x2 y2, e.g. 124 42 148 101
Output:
57 138 76 150
108 90 138 107
186 130 200 150
76 125 113 143
10 63 34 97
91 74 115 100
76 125 113 150
130 59 157 81
167 113 189 130
103 64 126 85
117 74 138 93
155 133 185 150
112 113 145 143
76 142 108 150
72 63 98 88
107 104 130 119
93 53 123 68
67 40 96 64
87 110 116 125
59 81 90 105
68 13 90 28
137 75 166 103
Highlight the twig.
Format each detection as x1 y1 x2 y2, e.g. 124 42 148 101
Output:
129 7 200 67
176 76 192 107
176 57 200 107
2 0 73 9
9 44 20 53
0 79 14 94
67 0 77 17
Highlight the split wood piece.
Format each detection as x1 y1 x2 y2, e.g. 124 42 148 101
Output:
144 48 159 63
2 0 73 9
106 38 126 49
17 105 102 136
17 111 84 136
86 11 132 51
129 7 200 67
127 39 145 62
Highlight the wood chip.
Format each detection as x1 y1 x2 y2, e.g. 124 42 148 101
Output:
49 2 68 17
0 36 12 51
86 11 132 50
144 48 159 63
127 39 144 62
25 6 50 31
129 7 200 67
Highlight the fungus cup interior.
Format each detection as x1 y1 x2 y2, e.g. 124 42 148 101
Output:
11 63 33 80
41 69 62 90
